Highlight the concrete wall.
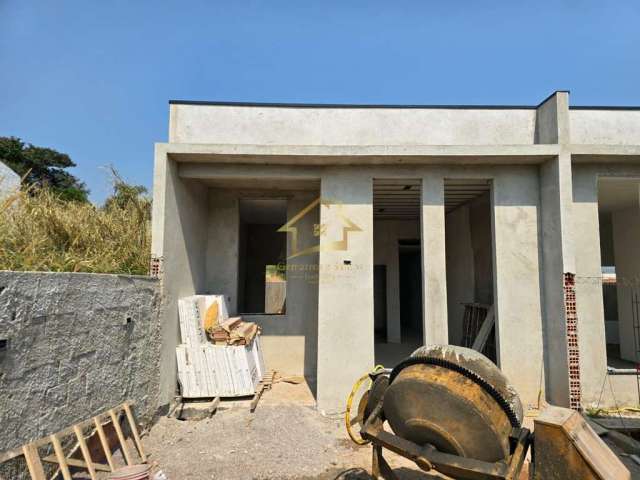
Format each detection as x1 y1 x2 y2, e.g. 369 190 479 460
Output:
0 161 19 200
151 151 209 406
0 271 161 454
169 104 538 146
203 190 319 379
206 190 240 313
469 194 494 305
373 219 420 343
444 206 475 345
571 110 640 146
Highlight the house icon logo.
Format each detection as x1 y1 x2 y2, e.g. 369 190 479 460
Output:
277 197 362 260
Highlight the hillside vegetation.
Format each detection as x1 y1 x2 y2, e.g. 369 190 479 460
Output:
0 181 151 275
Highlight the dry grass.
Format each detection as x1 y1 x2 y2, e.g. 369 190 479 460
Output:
0 184 151 275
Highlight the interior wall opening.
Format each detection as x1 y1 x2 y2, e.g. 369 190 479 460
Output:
597 178 640 370
443 179 497 364
373 178 423 366
238 198 288 314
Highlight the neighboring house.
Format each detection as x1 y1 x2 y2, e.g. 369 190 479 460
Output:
152 91 640 413
0 160 19 200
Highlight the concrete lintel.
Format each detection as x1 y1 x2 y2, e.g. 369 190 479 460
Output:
570 144 640 162
158 142 560 165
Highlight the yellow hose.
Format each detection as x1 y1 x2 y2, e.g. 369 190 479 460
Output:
345 365 385 445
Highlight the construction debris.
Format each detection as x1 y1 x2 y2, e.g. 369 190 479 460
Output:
176 295 266 399
250 370 276 412
174 398 221 421
208 316 261 346
0 402 147 480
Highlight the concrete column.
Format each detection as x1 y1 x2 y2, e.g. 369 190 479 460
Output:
612 189 640 362
151 145 209 407
539 153 575 407
421 176 448 345
317 170 374 413
492 171 545 409
537 91 577 407
572 168 608 405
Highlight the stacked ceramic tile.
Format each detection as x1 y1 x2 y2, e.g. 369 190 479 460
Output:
175 295 265 398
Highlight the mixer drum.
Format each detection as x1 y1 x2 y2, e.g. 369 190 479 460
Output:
383 345 524 463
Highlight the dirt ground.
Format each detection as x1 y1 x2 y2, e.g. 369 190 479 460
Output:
130 380 640 480
139 381 503 480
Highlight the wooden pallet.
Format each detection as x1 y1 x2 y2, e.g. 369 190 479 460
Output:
0 402 147 480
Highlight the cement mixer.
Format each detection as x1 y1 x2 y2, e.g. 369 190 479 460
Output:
347 345 630 480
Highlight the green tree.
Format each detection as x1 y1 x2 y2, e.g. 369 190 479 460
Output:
0 136 89 202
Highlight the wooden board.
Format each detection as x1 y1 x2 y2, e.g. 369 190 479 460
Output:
0 402 147 480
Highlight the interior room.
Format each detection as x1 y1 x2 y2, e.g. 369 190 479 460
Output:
373 178 423 366
238 198 288 315
598 177 640 369
443 179 497 363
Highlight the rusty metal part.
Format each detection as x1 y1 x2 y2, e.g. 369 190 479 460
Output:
384 345 521 463
355 345 532 479
409 345 523 422
361 392 531 480
362 374 388 424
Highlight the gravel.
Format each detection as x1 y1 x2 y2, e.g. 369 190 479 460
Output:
142 404 371 480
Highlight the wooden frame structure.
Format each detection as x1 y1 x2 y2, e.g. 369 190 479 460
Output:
0 402 147 480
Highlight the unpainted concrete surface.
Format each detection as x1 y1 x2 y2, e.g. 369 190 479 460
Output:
0 271 161 479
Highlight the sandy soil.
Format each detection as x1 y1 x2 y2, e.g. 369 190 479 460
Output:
140 381 445 480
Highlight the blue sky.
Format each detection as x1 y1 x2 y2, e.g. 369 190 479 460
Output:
1 1 639 203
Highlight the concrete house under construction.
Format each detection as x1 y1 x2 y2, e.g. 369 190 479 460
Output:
151 91 640 414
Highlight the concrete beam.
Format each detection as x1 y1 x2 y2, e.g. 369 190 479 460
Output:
159 142 559 166
421 176 448 345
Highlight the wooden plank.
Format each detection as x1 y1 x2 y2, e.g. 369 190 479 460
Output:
42 454 111 472
123 403 147 462
0 402 134 467
73 425 97 480
471 306 495 352
94 416 116 470
250 371 275 412
22 443 46 480
50 434 72 480
109 409 133 465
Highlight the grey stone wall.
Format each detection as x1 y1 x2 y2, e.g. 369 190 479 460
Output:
0 271 161 455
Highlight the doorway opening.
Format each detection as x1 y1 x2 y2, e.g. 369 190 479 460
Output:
444 179 497 363
373 178 423 366
597 178 640 369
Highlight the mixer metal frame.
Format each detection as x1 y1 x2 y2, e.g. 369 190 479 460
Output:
360 398 531 480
